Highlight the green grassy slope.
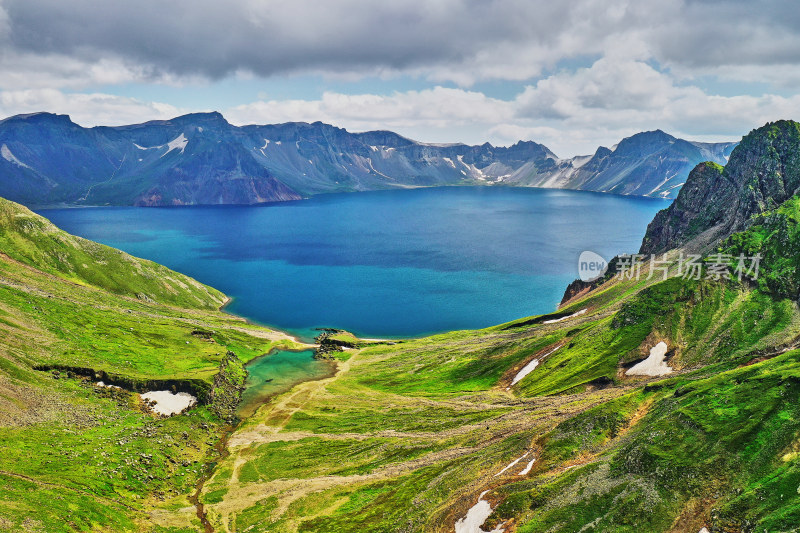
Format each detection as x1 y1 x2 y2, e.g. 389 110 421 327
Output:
200 206 800 532
0 197 225 309
0 197 304 532
7 121 800 532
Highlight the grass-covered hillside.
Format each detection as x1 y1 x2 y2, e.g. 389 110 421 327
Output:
199 265 800 532
5 119 800 533
0 197 305 532
194 122 800 533
0 197 225 309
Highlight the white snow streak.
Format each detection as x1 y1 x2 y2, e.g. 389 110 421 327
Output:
510 345 562 387
495 452 529 477
517 457 536 475
543 308 587 324
455 491 505 533
1 144 31 169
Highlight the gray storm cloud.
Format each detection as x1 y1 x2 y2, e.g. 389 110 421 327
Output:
1 0 578 80
2 0 798 85
1 0 799 157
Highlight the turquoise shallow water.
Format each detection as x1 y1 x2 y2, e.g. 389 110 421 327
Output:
237 350 335 417
39 186 667 338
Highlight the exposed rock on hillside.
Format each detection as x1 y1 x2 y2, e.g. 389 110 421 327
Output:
640 120 800 254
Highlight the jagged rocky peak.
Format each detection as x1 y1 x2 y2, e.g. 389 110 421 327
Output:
505 139 557 159
610 130 679 158
622 129 674 145
250 120 351 143
592 145 614 159
131 111 231 132
640 120 800 255
173 111 227 123
639 161 728 254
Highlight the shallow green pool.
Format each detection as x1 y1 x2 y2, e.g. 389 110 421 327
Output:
237 349 335 417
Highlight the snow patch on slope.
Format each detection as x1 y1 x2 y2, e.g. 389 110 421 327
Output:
455 491 505 533
1 144 31 169
454 154 490 180
543 309 587 324
509 345 562 387
140 390 196 416
518 457 536 475
571 154 592 169
662 182 684 194
495 452 529 477
161 133 188 157
626 342 672 376
648 171 679 196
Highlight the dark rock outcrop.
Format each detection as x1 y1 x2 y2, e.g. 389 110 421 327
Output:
560 278 603 307
207 351 248 423
639 161 732 254
640 120 800 255
35 350 247 423
313 329 351 360
559 255 623 307
33 364 213 401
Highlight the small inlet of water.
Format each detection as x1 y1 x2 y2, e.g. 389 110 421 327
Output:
236 349 336 418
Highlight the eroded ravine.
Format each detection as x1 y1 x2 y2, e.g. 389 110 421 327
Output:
190 424 235 533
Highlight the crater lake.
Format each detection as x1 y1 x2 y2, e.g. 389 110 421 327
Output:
39 186 668 340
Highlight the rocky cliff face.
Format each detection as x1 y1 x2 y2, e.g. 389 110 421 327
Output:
0 112 559 206
640 120 800 254
0 111 735 207
242 121 556 195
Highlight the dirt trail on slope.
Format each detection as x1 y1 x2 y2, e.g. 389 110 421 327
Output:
212 445 482 530
204 339 644 532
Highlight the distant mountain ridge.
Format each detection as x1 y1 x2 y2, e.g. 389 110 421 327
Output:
0 111 736 206
508 129 737 198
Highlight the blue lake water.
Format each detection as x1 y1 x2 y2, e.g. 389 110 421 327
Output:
39 187 668 339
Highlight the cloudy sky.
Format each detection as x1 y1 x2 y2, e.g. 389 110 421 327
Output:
1 0 798 156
